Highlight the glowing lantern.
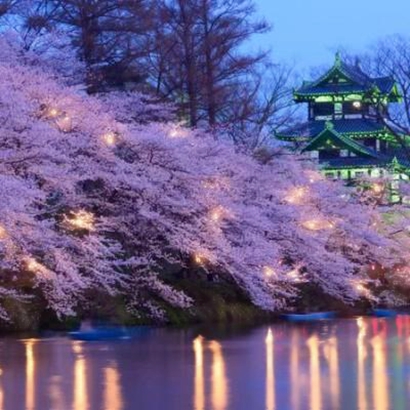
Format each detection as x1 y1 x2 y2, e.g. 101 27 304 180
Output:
194 253 205 265
372 183 383 194
46 107 60 118
168 125 188 139
103 132 116 146
265 328 273 343
263 266 276 278
353 101 362 109
352 279 370 297
209 206 229 223
56 115 72 133
284 186 307 205
169 129 179 138
302 219 334 231
210 208 222 222
356 283 366 294
287 268 302 283
0 226 7 240
26 258 43 273
66 210 95 231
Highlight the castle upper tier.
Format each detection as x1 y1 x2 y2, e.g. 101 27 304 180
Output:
276 53 410 180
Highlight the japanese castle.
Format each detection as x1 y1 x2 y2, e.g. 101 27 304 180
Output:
277 53 410 181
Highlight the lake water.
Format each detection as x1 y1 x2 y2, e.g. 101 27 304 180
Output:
0 316 409 409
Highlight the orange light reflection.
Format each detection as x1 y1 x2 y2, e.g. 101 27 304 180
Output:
104 362 123 410
209 340 228 410
372 332 389 410
72 341 88 410
307 334 321 410
265 329 275 410
25 339 36 410
193 336 205 410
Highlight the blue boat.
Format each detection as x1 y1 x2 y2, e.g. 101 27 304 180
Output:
372 309 398 318
69 328 131 341
283 311 336 322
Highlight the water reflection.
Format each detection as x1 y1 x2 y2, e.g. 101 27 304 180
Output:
49 375 64 410
73 341 88 410
25 339 36 410
104 362 123 410
265 329 275 410
326 336 340 409
357 317 368 410
209 340 228 410
307 334 322 410
0 318 407 409
193 336 205 410
372 331 389 410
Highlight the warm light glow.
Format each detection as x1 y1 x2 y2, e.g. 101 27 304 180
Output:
287 268 302 283
290 329 300 410
353 101 362 109
302 219 334 231
103 132 116 146
353 280 370 298
324 337 340 409
56 115 72 132
372 334 389 410
265 329 275 410
0 366 3 410
25 339 36 410
26 258 43 273
25 257 52 280
104 362 123 410
356 283 366 293
168 125 188 138
285 186 308 205
372 183 384 194
193 336 205 410
66 210 95 231
307 334 322 410
263 266 276 278
210 206 224 222
49 375 64 410
194 253 205 265
0 226 7 240
46 107 60 118
357 317 368 410
209 341 228 410
73 341 88 410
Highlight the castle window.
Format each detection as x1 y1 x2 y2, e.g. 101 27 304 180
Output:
319 149 340 160
343 102 367 117
313 103 333 119
334 103 343 119
361 138 376 149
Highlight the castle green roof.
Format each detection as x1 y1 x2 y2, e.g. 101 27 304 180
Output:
319 155 410 170
302 123 379 158
294 53 400 101
277 119 388 140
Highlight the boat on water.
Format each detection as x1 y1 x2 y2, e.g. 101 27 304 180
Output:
69 327 131 341
283 311 336 322
372 308 398 318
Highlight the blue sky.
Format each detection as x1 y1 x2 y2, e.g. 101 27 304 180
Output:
254 0 410 71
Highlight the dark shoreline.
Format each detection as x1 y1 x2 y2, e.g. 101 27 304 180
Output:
0 276 408 333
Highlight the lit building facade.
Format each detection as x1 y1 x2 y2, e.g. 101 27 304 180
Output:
276 53 410 187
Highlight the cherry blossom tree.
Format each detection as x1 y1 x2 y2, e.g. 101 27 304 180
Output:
0 36 408 322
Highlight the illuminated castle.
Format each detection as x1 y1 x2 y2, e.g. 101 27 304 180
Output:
277 53 410 184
